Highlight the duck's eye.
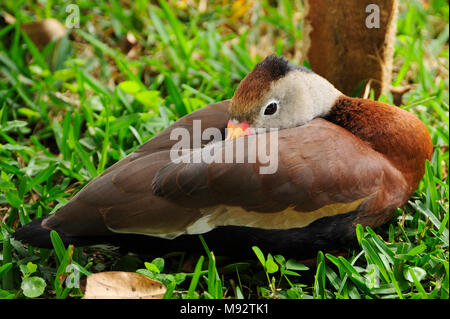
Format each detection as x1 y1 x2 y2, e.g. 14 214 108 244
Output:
264 102 278 116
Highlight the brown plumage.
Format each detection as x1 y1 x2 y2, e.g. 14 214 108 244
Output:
14 56 432 258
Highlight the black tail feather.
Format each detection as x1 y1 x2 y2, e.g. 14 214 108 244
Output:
13 217 123 249
13 217 206 255
13 217 56 249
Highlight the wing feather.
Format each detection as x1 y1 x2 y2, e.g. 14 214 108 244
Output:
152 118 408 215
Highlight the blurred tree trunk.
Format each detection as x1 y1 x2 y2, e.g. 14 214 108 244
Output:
302 0 398 98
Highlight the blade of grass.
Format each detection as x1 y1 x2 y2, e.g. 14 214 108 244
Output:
313 251 326 299
74 142 98 179
50 230 67 264
1 232 13 290
186 255 204 299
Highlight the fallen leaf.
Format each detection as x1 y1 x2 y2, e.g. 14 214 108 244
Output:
83 271 166 299
21 19 66 50
1 13 66 50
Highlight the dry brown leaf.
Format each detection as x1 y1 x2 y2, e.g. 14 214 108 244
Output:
21 19 66 50
2 13 66 50
83 271 166 299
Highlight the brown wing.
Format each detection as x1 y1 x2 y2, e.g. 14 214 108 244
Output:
95 100 230 177
42 101 231 238
151 118 410 231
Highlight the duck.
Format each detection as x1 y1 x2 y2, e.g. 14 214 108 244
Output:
14 55 433 259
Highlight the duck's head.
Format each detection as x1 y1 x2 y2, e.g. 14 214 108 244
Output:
227 55 342 139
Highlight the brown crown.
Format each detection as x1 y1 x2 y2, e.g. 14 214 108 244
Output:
229 55 311 123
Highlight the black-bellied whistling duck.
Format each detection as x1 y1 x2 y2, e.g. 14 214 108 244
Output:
14 55 433 259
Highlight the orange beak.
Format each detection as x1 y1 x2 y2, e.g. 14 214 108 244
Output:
226 120 252 140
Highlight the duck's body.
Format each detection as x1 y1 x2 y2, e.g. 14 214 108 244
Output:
14 56 432 258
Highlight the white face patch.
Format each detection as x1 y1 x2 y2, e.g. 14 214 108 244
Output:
252 70 342 130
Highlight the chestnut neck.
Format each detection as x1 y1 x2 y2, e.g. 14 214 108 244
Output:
325 95 433 191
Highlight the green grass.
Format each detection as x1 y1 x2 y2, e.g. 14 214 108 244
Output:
0 0 448 299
